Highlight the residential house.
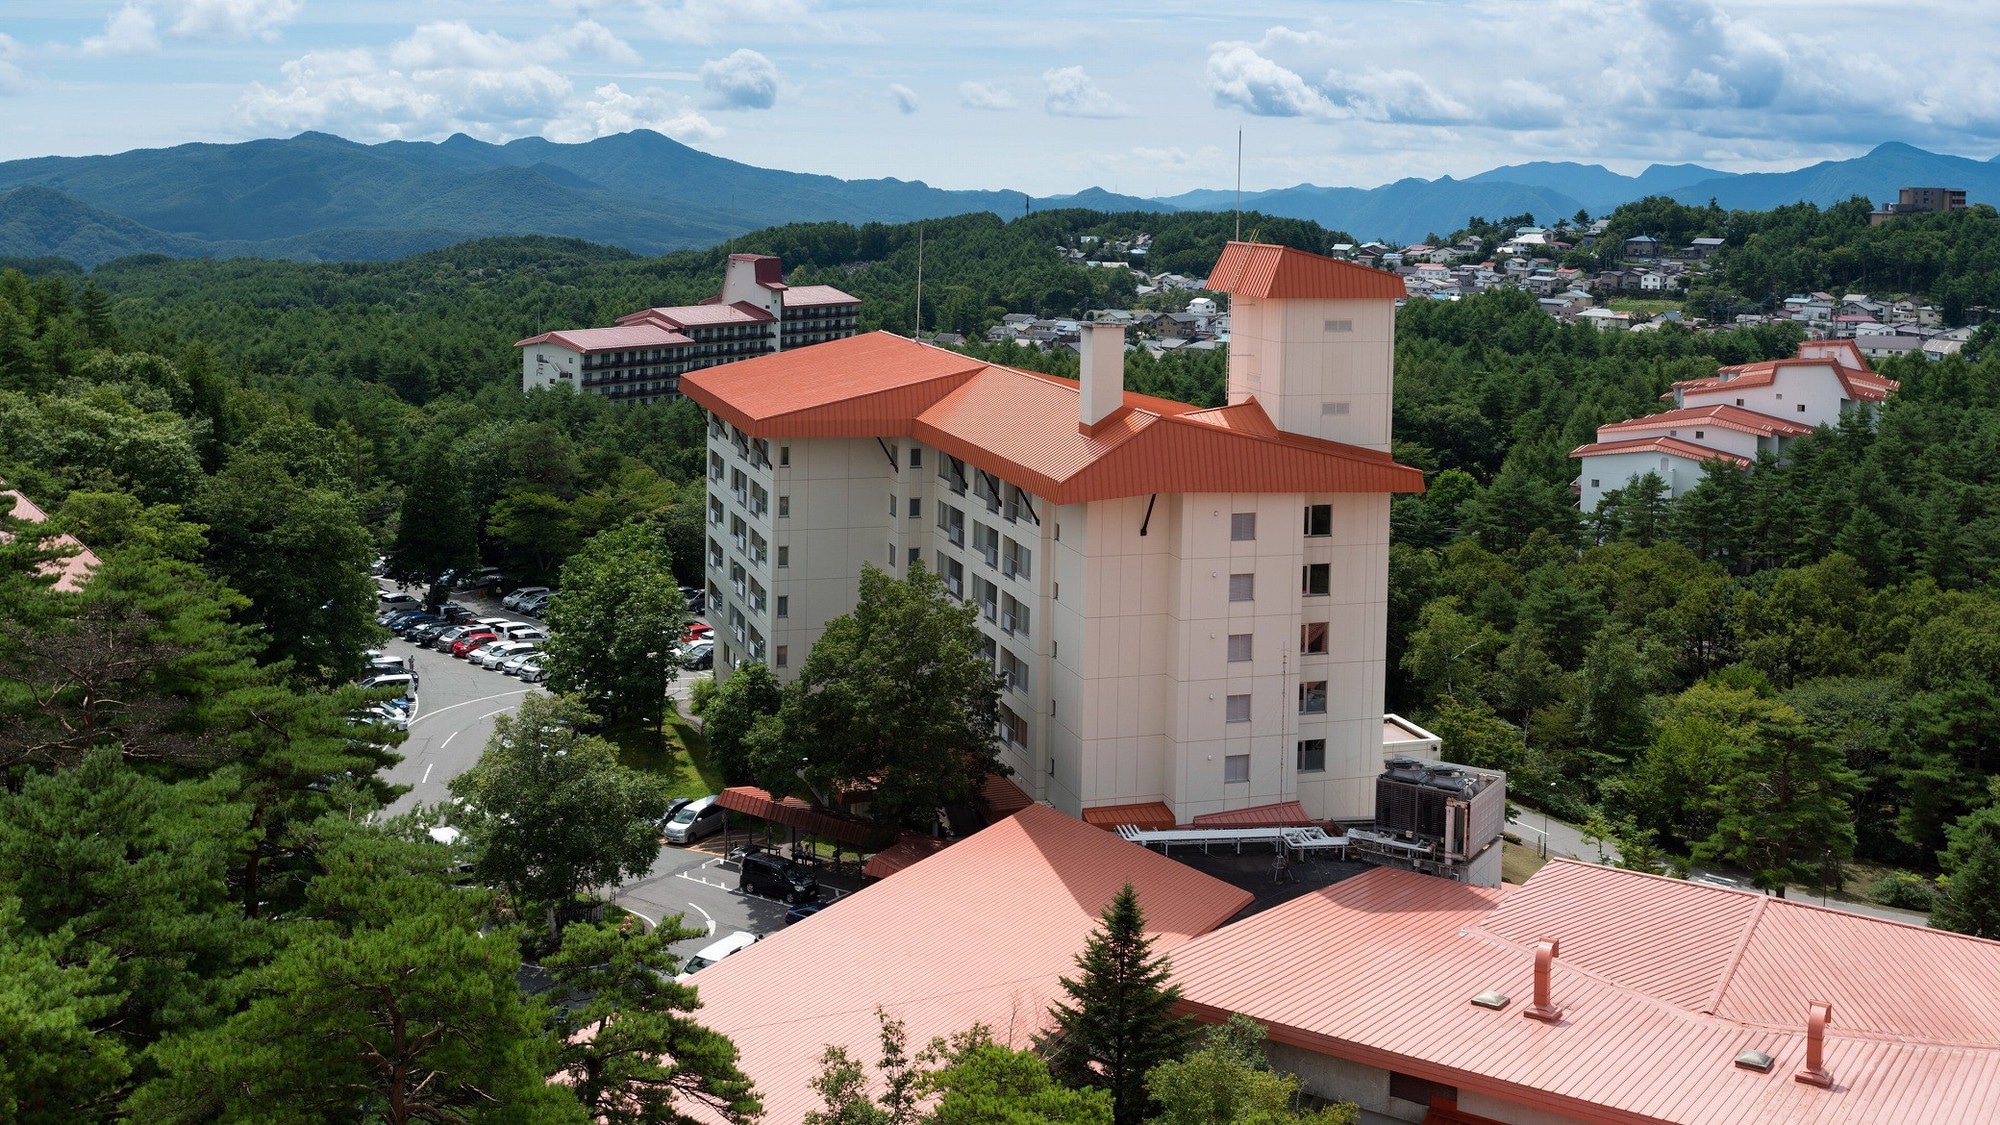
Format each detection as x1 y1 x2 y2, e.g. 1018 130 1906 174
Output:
1622 235 1662 259
1575 307 1633 332
1683 236 1727 258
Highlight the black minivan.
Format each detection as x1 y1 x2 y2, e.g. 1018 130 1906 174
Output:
739 851 819 904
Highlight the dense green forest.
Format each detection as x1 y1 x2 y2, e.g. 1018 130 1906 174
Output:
7 199 2000 1119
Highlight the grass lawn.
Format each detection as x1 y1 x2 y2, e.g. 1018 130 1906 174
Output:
1502 838 1549 885
1605 298 1683 317
603 709 727 800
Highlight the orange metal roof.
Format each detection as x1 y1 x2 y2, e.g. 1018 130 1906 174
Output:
1670 357 1899 404
860 832 952 879
1206 241 1408 300
1171 860 2000 1125
783 283 861 307
714 786 877 847
1598 404 1815 440
1188 800 1314 828
1569 435 1752 469
1 485 100 592
979 774 1035 819
1080 801 1177 830
681 804 1252 1123
684 333 1424 501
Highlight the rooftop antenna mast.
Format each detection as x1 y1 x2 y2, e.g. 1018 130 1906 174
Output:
1234 128 1243 241
914 221 924 339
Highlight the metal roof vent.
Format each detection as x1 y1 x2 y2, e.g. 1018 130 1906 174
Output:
1795 1001 1835 1088
1734 1049 1775 1072
1470 990 1510 1011
1522 939 1563 1023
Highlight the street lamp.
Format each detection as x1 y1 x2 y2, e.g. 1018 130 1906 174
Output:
1542 782 1554 859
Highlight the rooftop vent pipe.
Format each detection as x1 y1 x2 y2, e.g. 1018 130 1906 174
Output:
1522 939 1562 1023
1795 1001 1834 1088
1078 321 1125 431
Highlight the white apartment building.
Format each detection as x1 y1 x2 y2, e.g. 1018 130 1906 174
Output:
514 254 859 404
1571 338 1899 512
682 242 1422 824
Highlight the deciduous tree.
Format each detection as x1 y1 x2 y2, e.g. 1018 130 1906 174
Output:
541 523 686 726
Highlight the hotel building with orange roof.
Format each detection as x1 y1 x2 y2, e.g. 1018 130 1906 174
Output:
682 241 1425 824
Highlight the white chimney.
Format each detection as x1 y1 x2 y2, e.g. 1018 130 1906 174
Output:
1079 321 1126 429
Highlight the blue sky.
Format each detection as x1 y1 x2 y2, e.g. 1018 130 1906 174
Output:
2 0 1995 196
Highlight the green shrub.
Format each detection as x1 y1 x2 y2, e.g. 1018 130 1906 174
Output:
1871 872 1938 911
686 676 717 716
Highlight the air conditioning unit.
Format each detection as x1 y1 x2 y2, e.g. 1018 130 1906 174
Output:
998 670 1014 689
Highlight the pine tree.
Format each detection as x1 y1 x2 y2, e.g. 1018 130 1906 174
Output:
1933 795 2000 939
1043 884 1193 1125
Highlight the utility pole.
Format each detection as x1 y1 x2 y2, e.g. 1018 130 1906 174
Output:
1234 129 1243 242
914 221 925 338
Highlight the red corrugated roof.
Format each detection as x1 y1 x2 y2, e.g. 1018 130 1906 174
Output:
979 774 1035 819
1189 800 1314 827
1598 404 1815 440
1569 435 1751 469
1206 241 1408 300
512 324 693 352
683 333 1424 501
861 832 952 879
1 485 101 592
1670 357 1899 404
683 804 1252 1124
713 786 877 847
1080 801 1177 830
1171 860 2000 1125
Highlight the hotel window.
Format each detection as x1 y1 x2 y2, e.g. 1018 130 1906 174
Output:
1297 739 1327 772
777 545 789 567
1226 694 1251 723
909 447 923 468
775 645 788 668
909 497 922 519
939 504 965 546
778 496 789 518
1299 681 1327 715
1302 563 1330 597
1304 503 1332 537
1227 634 1253 662
1002 538 1032 580
1301 622 1328 654
1231 512 1257 541
1224 754 1250 784
779 445 790 467
776 596 788 618
1228 573 1254 602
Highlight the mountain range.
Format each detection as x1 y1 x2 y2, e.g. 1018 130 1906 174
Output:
0 133 1994 268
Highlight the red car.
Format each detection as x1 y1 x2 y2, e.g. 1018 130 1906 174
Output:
683 622 714 644
450 631 499 658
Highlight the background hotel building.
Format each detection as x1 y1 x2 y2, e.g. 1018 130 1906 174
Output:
683 242 1422 823
514 253 859 404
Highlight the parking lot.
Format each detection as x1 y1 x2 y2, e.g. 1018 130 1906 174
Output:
611 827 859 965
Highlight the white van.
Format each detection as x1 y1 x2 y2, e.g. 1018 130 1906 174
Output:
664 794 728 844
497 622 546 642
674 930 760 982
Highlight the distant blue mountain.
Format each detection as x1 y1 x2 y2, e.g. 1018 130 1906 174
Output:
0 132 1992 266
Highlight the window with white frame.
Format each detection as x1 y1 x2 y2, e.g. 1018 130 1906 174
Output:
1304 503 1332 537
1299 681 1327 714
1301 622 1329 653
1002 538 1032 580
1303 563 1330 596
1297 739 1327 772
939 503 965 546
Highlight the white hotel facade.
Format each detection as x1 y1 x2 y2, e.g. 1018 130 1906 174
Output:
683 242 1423 824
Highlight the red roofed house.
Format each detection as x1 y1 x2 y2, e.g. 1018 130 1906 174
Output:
682 242 1425 824
1570 339 1899 513
514 254 859 404
682 803 1252 1123
2 483 101 592
1171 859 2000 1125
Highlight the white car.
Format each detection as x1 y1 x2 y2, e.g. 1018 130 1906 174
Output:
378 590 419 611
674 930 760 982
515 654 549 683
503 586 551 611
497 648 541 676
477 640 537 669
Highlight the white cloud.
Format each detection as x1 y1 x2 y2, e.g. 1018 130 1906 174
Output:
388 23 519 72
887 82 918 114
82 5 160 58
1041 66 1126 119
548 83 722 143
165 0 302 43
0 34 25 96
1320 68 1468 125
1206 44 1335 118
547 20 641 67
637 0 810 46
959 81 1014 111
699 49 779 110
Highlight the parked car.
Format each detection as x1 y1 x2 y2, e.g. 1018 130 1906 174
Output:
517 592 553 616
433 625 475 651
674 931 760 982
359 671 418 696
365 657 416 684
496 648 541 676
378 591 419 610
681 640 714 671
683 622 714 644
392 613 442 636
663 794 728 844
378 609 424 629
739 851 820 904
409 622 451 645
497 622 546 642
502 586 551 611
450 631 499 658
371 555 388 576
785 900 830 925
439 603 476 624
515 653 549 683
478 640 537 670
656 796 693 831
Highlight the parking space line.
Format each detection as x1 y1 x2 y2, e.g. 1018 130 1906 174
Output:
421 762 433 784
407 689 533 728
686 901 715 935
